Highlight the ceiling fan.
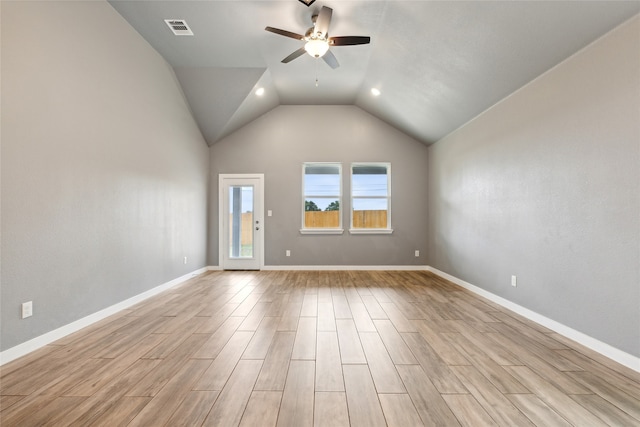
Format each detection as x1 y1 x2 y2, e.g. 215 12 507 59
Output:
265 6 370 69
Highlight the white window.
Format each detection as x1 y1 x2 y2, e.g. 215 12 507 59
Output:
350 163 392 234
301 163 343 234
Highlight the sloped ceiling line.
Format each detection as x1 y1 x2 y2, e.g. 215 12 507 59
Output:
174 67 270 145
108 1 640 146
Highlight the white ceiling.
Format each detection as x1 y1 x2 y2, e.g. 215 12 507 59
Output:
108 1 640 145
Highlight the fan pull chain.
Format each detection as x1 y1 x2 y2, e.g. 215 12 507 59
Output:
315 58 319 87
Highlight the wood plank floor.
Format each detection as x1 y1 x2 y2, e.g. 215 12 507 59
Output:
1 270 639 426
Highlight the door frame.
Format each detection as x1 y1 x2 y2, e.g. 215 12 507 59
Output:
218 173 265 270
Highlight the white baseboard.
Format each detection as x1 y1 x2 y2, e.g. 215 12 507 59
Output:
0 267 209 366
261 265 430 271
426 266 640 373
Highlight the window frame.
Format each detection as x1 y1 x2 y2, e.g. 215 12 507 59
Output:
349 162 393 234
300 162 344 235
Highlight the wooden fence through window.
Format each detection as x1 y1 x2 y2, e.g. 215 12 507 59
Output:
233 210 387 242
304 210 387 228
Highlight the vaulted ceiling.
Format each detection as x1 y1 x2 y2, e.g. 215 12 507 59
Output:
108 1 640 146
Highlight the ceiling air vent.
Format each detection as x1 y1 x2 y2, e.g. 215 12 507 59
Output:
165 19 193 36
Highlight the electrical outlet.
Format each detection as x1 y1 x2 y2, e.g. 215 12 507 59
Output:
183 256 188 264
415 250 420 257
22 301 33 319
511 275 517 287
286 250 291 257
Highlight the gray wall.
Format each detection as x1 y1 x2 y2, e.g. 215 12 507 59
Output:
209 105 429 266
1 1 209 351
427 16 639 357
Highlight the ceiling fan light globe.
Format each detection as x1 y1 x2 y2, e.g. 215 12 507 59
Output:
304 39 329 58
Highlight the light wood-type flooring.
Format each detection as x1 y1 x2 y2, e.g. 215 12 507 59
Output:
1 270 639 426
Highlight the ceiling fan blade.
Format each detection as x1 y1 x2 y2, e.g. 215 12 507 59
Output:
322 49 339 69
314 6 332 38
265 26 304 41
282 47 307 63
329 36 371 46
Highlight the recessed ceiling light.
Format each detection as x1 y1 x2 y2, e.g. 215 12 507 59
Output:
371 88 381 97
255 87 265 96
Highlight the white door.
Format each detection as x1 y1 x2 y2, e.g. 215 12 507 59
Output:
219 174 264 270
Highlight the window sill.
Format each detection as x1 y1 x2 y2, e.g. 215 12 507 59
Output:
300 228 344 235
349 228 394 235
